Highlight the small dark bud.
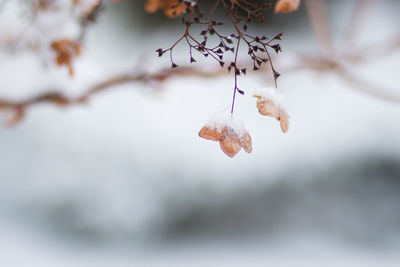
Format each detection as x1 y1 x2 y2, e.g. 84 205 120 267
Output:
156 48 164 57
237 88 245 95
270 44 282 54
274 32 283 40
273 70 281 79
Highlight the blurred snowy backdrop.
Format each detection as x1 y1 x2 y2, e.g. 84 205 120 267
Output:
0 0 400 266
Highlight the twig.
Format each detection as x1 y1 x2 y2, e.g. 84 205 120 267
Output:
304 0 333 56
343 0 379 50
335 67 400 104
0 66 226 126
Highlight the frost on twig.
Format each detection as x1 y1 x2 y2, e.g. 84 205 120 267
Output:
253 87 290 133
199 111 252 157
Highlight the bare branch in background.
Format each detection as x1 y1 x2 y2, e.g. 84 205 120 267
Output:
351 32 400 63
0 66 226 126
343 0 379 50
304 0 333 56
0 0 400 157
2 26 399 127
336 67 400 104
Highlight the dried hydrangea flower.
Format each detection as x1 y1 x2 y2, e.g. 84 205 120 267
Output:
199 112 252 158
254 87 290 133
50 39 81 76
274 0 300 14
145 0 187 18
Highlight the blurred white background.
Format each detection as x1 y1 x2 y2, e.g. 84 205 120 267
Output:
0 0 400 266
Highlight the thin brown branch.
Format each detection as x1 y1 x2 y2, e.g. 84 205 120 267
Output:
348 33 400 63
343 0 379 50
0 66 226 126
335 67 400 104
304 0 333 56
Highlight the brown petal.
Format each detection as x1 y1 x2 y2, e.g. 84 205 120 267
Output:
278 109 290 133
219 135 241 158
50 39 81 76
274 0 300 14
163 0 186 18
256 98 279 118
199 125 223 141
145 0 160 13
241 132 252 153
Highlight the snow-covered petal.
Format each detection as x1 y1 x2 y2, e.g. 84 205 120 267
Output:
254 87 290 133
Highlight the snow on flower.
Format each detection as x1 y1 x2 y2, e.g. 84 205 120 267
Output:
253 87 290 133
199 111 252 158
